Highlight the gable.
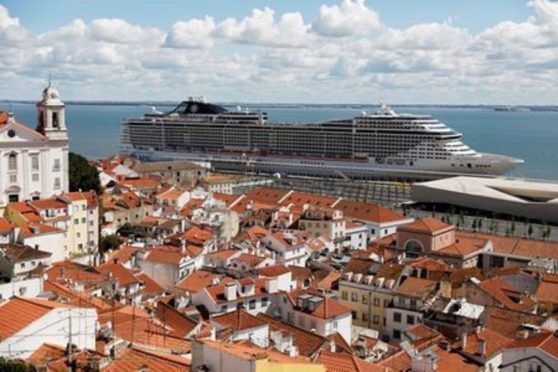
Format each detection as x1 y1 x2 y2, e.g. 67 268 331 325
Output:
0 120 47 143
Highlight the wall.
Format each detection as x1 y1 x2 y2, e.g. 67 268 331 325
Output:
0 307 97 359
0 277 43 300
22 231 66 262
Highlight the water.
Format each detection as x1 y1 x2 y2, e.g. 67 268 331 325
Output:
4 102 558 180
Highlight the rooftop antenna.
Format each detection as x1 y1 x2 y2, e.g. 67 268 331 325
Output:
48 73 52 87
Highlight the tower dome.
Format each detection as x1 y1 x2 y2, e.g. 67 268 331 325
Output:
40 81 63 106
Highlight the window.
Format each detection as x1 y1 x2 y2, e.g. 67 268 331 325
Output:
362 313 369 322
407 315 415 325
332 321 337 330
351 293 358 302
9 175 17 184
383 299 389 308
373 297 380 307
393 312 402 323
76 232 81 238
393 330 401 339
362 295 368 304
262 297 269 307
32 174 39 182
74 218 79 224
31 155 39 171
410 299 418 309
54 177 61 189
341 291 348 300
373 315 379 324
81 218 86 223
53 159 61 171
20 263 25 268
352 310 357 319
8 153 17 171
249 299 256 309
221 305 227 313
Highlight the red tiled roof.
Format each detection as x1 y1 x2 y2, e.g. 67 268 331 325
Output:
106 245 139 265
535 274 558 304
144 246 186 265
258 264 290 277
176 270 220 293
135 272 165 296
334 199 407 223
506 330 558 358
478 278 536 312
245 187 291 204
0 297 70 339
212 309 267 331
457 230 558 260
234 253 267 267
104 347 190 372
19 223 63 237
287 289 351 319
399 217 452 234
0 218 15 233
395 277 438 299
457 328 513 358
96 262 139 287
319 350 384 372
183 226 214 245
153 301 197 338
1 243 52 262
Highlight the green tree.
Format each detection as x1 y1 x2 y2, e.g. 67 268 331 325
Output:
100 234 122 254
69 152 101 194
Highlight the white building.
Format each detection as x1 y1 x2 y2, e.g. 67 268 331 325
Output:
0 297 97 359
0 82 69 207
271 289 352 343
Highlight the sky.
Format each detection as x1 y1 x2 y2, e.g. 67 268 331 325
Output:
0 0 557 104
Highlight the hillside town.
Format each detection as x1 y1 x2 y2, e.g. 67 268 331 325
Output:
1 86 558 371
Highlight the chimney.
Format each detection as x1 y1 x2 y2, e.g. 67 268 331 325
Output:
224 282 237 301
477 339 486 356
265 277 278 294
460 333 467 350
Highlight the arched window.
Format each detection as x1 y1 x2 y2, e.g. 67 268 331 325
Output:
8 153 17 171
405 240 423 258
52 112 59 128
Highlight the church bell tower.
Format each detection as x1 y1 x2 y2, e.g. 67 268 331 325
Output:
36 80 69 141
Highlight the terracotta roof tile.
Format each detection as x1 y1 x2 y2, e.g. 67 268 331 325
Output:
399 217 452 234
176 270 220 293
395 277 437 299
96 262 139 287
153 301 197 338
104 347 190 371
258 264 290 277
212 309 267 331
334 199 407 223
0 297 70 339
0 243 51 262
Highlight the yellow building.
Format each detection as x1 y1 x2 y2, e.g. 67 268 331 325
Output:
4 191 99 258
338 263 405 336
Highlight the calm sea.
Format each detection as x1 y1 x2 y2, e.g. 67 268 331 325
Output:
4 102 558 180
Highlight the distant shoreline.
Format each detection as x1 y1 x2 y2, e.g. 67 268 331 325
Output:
1 100 557 112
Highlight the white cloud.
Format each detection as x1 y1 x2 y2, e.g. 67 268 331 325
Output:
165 17 216 49
214 8 311 48
1 1 558 104
90 18 164 44
0 4 30 44
312 0 381 37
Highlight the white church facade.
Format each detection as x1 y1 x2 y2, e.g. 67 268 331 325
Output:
0 83 69 207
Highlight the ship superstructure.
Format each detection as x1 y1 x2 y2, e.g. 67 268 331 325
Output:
120 98 522 179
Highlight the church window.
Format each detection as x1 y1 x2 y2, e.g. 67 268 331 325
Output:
31 155 39 171
8 153 17 171
53 159 60 171
52 112 59 128
54 177 61 189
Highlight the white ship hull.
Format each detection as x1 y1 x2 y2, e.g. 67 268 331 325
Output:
121 145 522 180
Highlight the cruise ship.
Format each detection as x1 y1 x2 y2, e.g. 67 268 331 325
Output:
120 98 523 180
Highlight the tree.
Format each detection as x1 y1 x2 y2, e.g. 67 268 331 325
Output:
100 234 122 254
69 152 101 194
